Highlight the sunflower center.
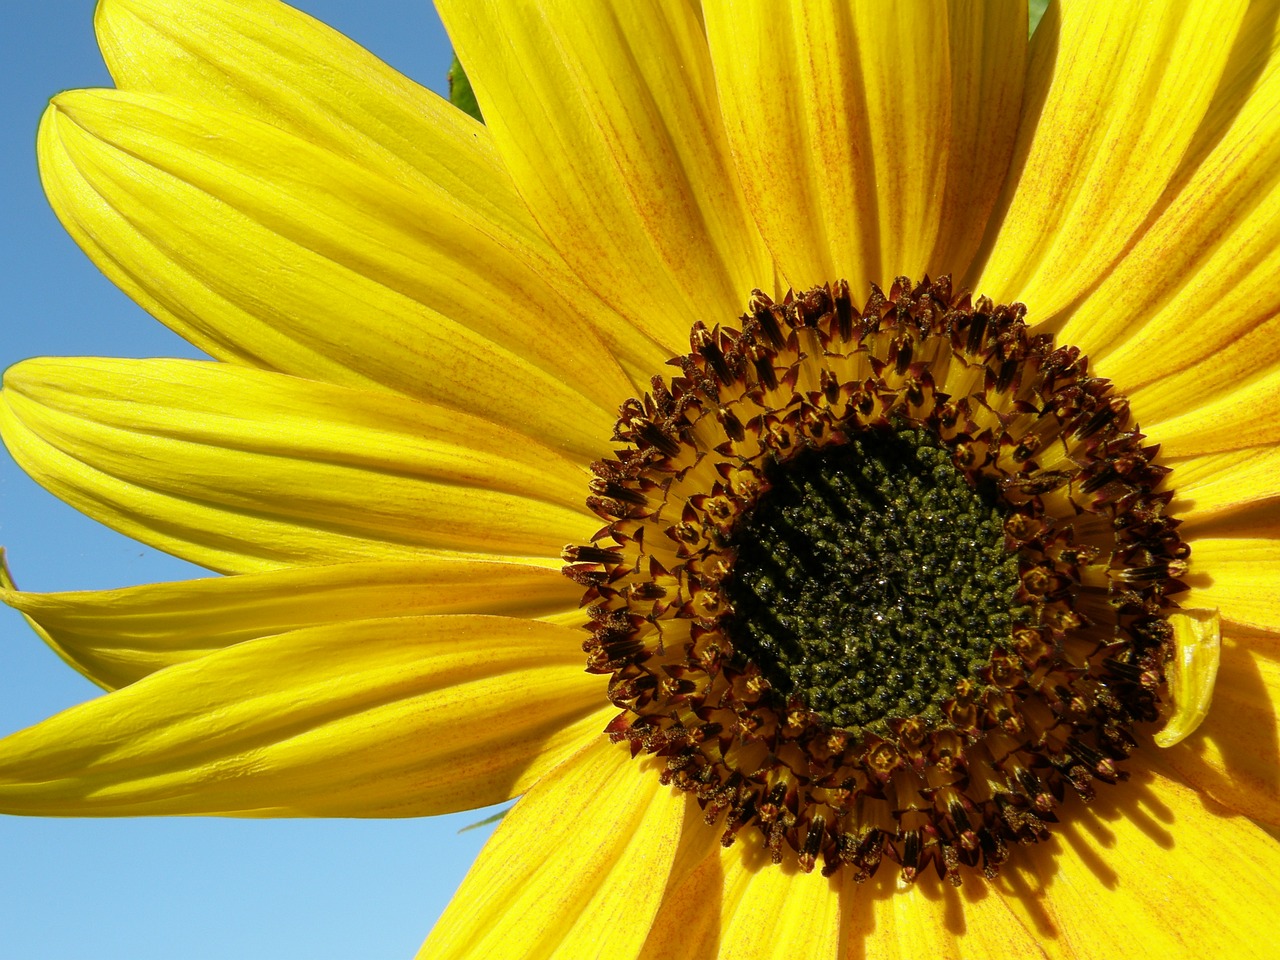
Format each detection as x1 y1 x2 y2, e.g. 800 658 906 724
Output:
564 276 1189 883
725 427 1024 733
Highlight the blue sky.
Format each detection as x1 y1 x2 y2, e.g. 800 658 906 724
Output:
0 3 504 957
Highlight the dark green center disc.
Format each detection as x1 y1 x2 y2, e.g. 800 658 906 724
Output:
724 426 1025 734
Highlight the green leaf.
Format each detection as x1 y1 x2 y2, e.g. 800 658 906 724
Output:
448 54 484 123
458 804 511 833
1029 0 1051 36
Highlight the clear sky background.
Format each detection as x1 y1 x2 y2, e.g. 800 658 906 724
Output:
0 3 502 958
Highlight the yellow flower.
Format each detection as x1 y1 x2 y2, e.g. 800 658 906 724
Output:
4 0 1280 956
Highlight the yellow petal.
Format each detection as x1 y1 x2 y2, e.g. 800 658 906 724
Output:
1180 503 1280 548
708 2 1025 294
1139 366 1280 457
927 1 1030 280
976 0 1248 322
0 615 608 817
634 819 728 960
1153 609 1222 748
417 738 685 960
1129 343 1280 440
1 555 581 691
719 855 842 960
1 358 591 573
641 830 1046 960
94 0 671 382
996 754 1280 958
1167 446 1280 522
666 839 843 960
1182 538 1280 631
38 88 629 458
1058 1 1280 373
1164 633 1280 825
845 877 1046 960
1175 0 1280 181
437 0 773 351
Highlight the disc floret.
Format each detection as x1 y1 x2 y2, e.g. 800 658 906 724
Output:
564 277 1187 884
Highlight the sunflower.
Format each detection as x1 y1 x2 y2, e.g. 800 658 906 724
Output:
3 0 1280 956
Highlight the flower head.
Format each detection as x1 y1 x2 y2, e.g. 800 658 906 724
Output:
4 0 1280 957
